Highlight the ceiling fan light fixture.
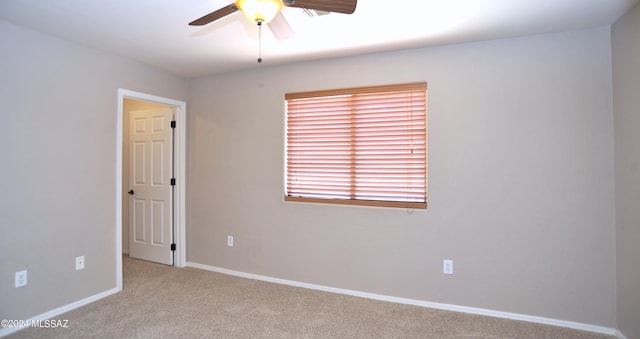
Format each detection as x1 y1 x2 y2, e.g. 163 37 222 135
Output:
236 0 283 24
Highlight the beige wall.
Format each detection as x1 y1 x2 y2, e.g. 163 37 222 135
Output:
0 20 188 321
121 99 173 254
612 3 640 339
187 27 616 327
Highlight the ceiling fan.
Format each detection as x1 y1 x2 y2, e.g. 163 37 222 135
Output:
189 0 358 41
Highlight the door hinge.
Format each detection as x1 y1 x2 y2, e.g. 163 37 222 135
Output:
170 178 176 186
171 243 176 251
170 121 176 129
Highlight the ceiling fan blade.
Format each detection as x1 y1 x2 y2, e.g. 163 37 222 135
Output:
189 3 239 26
268 12 295 40
283 0 357 14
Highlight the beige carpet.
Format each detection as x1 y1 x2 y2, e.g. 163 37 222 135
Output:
10 256 613 339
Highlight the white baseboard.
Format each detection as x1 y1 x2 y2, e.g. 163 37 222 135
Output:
187 261 618 337
0 287 120 338
616 329 629 339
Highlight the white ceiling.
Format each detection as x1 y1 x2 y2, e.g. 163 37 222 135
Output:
1 0 638 78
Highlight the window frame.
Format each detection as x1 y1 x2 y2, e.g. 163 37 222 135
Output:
284 82 428 209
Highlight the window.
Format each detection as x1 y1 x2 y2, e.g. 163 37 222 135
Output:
285 82 427 209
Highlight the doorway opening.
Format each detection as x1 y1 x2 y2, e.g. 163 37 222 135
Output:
116 89 186 290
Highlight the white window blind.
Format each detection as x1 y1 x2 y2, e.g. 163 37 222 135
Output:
285 83 427 209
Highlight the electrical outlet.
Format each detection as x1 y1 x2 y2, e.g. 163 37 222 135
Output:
75 256 85 270
227 236 234 247
15 270 27 288
443 260 453 275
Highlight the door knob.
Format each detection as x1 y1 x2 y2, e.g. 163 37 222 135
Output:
128 190 134 195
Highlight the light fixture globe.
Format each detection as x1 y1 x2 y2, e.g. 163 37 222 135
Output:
236 0 283 23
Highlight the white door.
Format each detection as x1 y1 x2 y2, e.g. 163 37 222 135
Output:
128 108 174 265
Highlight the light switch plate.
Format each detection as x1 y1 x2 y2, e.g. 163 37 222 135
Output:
76 256 85 270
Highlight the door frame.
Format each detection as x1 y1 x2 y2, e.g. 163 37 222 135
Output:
116 89 187 289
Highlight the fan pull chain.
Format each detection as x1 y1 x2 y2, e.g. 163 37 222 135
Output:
257 20 263 63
